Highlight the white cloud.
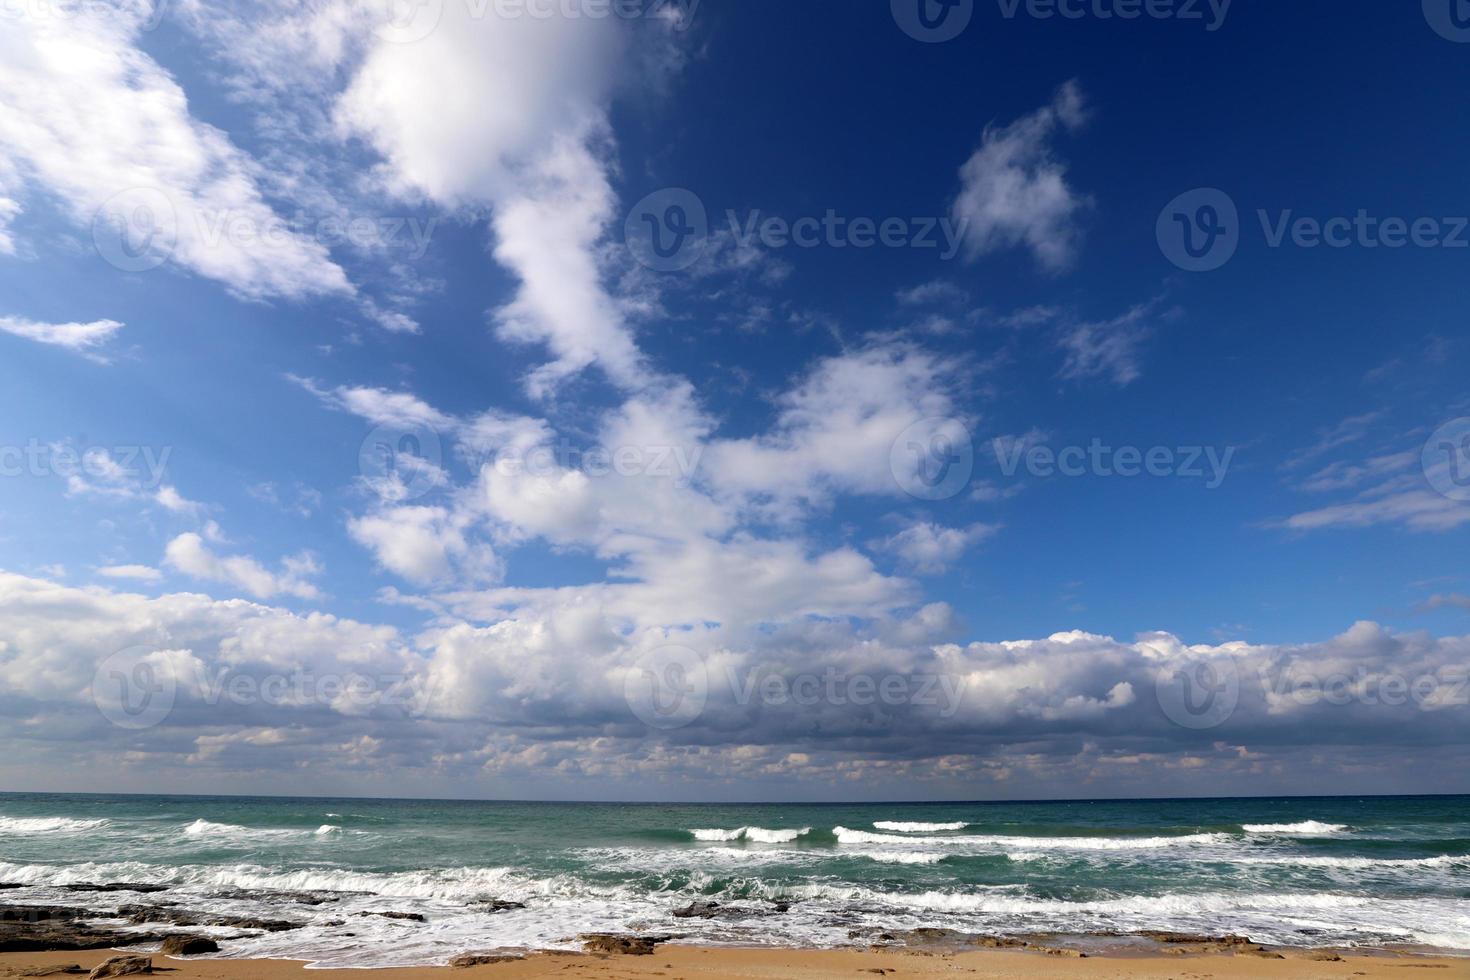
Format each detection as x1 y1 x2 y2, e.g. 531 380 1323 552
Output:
348 505 496 587
164 532 322 600
1055 298 1172 387
704 342 965 515
952 80 1090 271
0 5 351 301
876 521 999 574
97 564 163 582
0 316 123 361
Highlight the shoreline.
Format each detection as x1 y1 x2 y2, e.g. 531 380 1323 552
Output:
3 944 1468 979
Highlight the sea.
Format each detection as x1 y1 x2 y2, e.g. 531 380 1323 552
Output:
1 793 1466 968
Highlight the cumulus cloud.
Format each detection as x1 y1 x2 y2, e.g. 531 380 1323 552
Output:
164 533 322 601
875 521 999 574
952 80 1090 271
1 570 1465 796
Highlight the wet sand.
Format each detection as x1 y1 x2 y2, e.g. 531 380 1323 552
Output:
4 945 1467 980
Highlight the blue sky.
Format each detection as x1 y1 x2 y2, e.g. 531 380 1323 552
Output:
0 0 1467 800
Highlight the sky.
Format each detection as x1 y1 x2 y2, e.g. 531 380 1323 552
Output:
0 0 1467 802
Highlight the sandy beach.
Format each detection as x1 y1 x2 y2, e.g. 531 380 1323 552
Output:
3 946 1468 980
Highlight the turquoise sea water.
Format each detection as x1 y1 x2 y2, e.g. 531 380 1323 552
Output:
1 793 1466 967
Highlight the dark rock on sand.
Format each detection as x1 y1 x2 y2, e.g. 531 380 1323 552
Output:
449 953 520 968
0 906 173 953
970 936 1029 948
355 910 427 923
86 955 151 979
159 935 219 956
581 934 668 956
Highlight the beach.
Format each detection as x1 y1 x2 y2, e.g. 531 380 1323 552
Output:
3 945 1469 980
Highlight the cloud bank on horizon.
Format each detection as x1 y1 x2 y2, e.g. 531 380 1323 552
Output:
0 0 1466 799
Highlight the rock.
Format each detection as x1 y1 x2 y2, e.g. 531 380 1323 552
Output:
355 910 426 923
0 907 173 953
970 936 1028 949
159 935 219 956
768 901 792 913
116 907 200 927
449 953 519 967
473 900 526 913
1041 947 1087 957
204 916 303 932
1138 930 1252 947
86 955 151 979
581 934 666 956
671 901 721 919
61 885 168 895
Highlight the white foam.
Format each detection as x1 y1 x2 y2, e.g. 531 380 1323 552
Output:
689 827 810 843
1242 821 1347 834
873 821 968 832
314 824 341 835
833 826 1228 850
1237 854 1470 870
0 816 108 835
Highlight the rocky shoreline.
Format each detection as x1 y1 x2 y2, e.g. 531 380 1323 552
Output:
0 881 1413 971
